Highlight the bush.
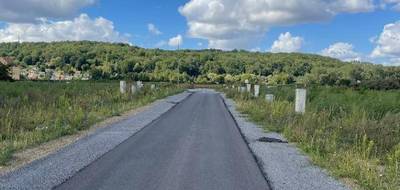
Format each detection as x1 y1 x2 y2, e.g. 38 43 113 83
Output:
360 79 400 90
0 64 12 81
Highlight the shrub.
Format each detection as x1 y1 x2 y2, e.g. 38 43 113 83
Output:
0 64 12 81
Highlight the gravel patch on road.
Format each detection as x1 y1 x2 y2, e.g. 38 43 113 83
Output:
221 94 350 190
0 91 192 190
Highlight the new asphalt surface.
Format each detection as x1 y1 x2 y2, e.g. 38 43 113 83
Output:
55 90 269 190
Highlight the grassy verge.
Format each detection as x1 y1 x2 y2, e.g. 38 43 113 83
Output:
224 86 400 190
0 81 185 165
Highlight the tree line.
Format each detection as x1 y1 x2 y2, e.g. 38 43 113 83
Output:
0 41 399 89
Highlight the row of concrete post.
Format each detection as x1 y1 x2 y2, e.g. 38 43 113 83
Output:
235 83 307 114
120 81 156 94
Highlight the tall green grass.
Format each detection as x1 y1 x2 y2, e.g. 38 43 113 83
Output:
225 86 400 190
0 81 184 165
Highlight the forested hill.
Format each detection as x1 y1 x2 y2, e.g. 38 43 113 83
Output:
0 41 399 88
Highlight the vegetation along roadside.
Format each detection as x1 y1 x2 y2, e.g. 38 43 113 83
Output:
0 81 185 165
223 85 400 190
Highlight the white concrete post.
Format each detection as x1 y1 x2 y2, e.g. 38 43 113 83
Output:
295 89 307 114
254 85 260 97
131 84 137 94
245 79 249 84
246 84 252 93
120 81 127 94
238 86 241 92
151 84 156 90
265 94 274 103
240 86 246 93
137 81 143 89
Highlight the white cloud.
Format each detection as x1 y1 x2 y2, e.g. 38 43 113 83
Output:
270 32 303 53
387 58 400 66
168 35 183 47
321 42 361 61
0 0 96 23
148 23 162 35
332 0 375 13
155 40 167 47
381 0 400 11
179 0 376 50
369 35 378 43
371 21 400 58
0 14 130 43
250 47 261 52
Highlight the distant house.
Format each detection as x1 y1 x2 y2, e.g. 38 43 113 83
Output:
23 66 40 80
64 74 73 81
11 67 21 80
27 69 39 80
0 57 14 66
0 57 21 80
45 69 54 80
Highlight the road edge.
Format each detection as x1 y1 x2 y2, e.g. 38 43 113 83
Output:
218 94 274 190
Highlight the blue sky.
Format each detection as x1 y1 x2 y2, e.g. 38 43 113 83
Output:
82 1 398 52
0 0 399 65
83 0 190 48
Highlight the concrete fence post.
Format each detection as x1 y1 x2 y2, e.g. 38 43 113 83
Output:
131 84 137 94
120 81 127 94
246 84 252 93
137 81 143 89
265 94 274 102
295 89 307 114
238 86 241 92
254 85 260 97
151 84 156 90
240 86 246 93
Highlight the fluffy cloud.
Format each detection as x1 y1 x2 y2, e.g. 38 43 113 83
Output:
148 23 162 35
168 35 183 47
179 0 375 50
0 14 129 43
270 32 303 53
0 0 96 23
371 21 400 58
321 42 361 61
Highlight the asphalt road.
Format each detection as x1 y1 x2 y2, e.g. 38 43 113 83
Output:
55 90 269 190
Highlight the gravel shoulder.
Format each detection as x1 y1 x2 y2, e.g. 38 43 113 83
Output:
220 93 351 190
0 91 192 190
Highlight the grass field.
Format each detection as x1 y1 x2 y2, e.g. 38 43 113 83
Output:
224 85 400 190
0 81 184 165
